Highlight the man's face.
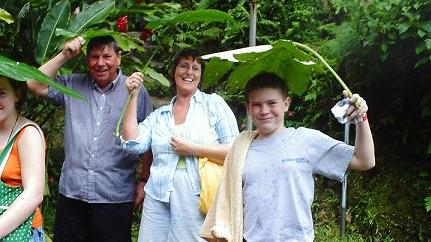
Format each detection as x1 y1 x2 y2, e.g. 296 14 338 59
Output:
87 45 121 88
247 88 290 139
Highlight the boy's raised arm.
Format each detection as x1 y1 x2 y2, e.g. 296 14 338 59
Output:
344 93 376 170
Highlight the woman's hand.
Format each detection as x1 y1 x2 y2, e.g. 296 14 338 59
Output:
170 136 199 156
125 72 144 94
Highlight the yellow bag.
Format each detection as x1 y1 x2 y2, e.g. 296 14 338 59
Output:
198 156 223 214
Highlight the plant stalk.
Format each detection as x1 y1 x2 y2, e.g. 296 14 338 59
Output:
292 42 352 95
114 49 158 137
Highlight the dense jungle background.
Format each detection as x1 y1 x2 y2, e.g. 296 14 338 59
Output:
1 0 431 241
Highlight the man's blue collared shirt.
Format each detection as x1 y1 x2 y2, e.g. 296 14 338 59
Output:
122 90 239 202
47 71 152 203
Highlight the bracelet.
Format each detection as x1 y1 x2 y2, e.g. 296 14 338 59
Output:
362 113 368 122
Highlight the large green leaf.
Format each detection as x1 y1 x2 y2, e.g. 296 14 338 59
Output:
142 67 170 87
0 55 84 100
56 28 145 52
116 2 181 16
35 0 70 64
0 8 14 24
202 57 232 89
67 0 115 34
146 9 234 29
203 40 321 96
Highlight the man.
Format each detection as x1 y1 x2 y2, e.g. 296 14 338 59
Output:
27 35 152 242
201 72 375 242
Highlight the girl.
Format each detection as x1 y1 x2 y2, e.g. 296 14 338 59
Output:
0 76 46 241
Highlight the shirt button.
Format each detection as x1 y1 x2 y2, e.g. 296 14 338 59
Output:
89 169 94 173
96 122 101 126
91 154 95 158
93 137 98 141
99 107 103 110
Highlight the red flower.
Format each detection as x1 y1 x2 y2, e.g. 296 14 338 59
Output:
117 16 128 33
140 29 154 42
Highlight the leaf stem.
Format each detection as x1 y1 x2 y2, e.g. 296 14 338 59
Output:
292 42 353 98
114 48 158 137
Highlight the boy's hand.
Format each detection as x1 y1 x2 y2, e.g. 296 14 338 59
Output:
331 91 368 124
343 91 368 123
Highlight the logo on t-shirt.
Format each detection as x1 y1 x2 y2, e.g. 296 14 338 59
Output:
281 157 307 164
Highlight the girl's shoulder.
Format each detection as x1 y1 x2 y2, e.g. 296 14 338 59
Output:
15 117 44 141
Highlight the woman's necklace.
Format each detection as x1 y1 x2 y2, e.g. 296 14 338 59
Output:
1 115 19 150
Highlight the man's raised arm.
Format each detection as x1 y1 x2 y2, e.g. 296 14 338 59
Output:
27 36 84 97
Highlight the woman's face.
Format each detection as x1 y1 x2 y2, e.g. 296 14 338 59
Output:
174 56 202 96
0 78 18 122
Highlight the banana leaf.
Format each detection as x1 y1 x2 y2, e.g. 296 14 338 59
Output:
146 9 234 29
67 0 115 34
0 55 84 100
35 0 70 64
56 28 145 52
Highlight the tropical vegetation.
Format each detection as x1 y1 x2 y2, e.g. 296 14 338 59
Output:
1 0 430 241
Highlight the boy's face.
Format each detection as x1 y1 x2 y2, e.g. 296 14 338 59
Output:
247 88 290 139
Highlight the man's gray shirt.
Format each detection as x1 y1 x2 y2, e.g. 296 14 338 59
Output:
47 71 152 203
242 127 353 242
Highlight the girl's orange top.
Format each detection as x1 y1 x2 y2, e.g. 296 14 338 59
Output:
1 127 43 228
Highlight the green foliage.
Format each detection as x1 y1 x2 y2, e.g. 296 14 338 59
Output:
66 0 115 33
330 0 431 67
1 0 430 240
146 9 234 29
426 195 431 212
0 8 14 24
0 55 83 99
35 0 70 64
326 0 431 158
141 67 170 87
203 40 322 96
231 40 320 95
55 28 145 52
202 57 233 89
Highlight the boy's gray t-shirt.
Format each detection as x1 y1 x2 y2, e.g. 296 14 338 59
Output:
242 127 354 242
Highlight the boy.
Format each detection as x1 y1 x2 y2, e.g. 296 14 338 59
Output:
201 72 375 242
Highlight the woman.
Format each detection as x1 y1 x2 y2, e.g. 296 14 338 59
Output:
121 48 239 242
0 76 46 241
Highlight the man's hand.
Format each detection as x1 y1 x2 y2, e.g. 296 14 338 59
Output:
62 36 85 60
134 181 146 209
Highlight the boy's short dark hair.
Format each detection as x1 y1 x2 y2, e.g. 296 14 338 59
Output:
87 35 120 55
244 72 288 101
169 48 205 89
